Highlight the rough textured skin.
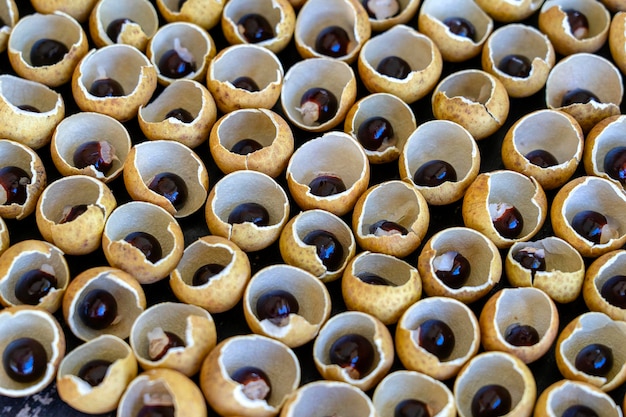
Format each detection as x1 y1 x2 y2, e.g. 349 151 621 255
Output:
583 250 626 322
534 380 621 417
475 0 542 22
157 0 224 30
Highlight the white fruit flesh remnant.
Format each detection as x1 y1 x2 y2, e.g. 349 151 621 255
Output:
173 37 195 65
242 378 271 401
600 216 620 244
143 392 174 407
368 0 400 20
297 101 320 126
489 202 513 221
433 251 458 272
373 225 403 237
147 327 170 360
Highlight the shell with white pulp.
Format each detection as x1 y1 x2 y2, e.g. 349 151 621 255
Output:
56 334 137 414
345 93 416 164
244 264 331 348
372 370 456 417
482 24 555 98
502 109 583 191
281 380 377 417
584 250 626 322
208 44 284 113
156 0 224 30
148 21 215 85
281 57 356 132
89 0 159 51
124 140 208 218
352 180 429 258
365 0 421 32
0 306 65 398
454 352 536 417
312 311 394 392
0 139 46 220
475 0 544 22
506 237 585 303
535 379 622 417
279 209 356 283
102 201 184 284
0 74 65 150
357 24 442 104
206 170 290 253
584 115 626 187
400 119 480 205
51 112 130 182
72 44 157 122
395 296 481 381
0 240 69 313
221 0 296 53
294 0 371 63
8 11 88 87
556 311 626 391
286 131 369 216
418 0 493 62
0 0 18 53
418 227 502 304
545 52 622 132
130 302 216 376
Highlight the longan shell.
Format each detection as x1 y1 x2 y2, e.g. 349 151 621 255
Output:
0 217 8 256
0 0 18 54
583 114 626 187
30 0 97 22
475 0 543 22
156 0 223 30
609 12 626 75
534 379 622 417
583 250 626 321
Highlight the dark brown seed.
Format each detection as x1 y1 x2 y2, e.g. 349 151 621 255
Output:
14 268 57 305
17 104 40 112
357 272 393 286
237 13 274 43
417 319 455 360
376 56 411 79
59 204 89 224
308 175 346 197
394 399 431 417
2 337 48 383
302 229 344 271
148 328 185 361
192 263 225 286
77 359 112 386
231 76 260 92
471 384 511 417
73 140 116 174
565 9 589 39
498 54 531 78
124 231 163 263
600 275 626 309
368 219 408 236
504 323 540 346
433 251 471 289
136 405 175 417
227 202 270 226
89 78 125 97
570 210 608 244
442 17 476 41
329 333 375 379
231 138 263 155
512 247 546 277
299 87 338 125
78 289 118 330
0 166 31 205
525 149 559 168
562 405 599 417
256 289 299 326
315 25 351 58
147 172 188 211
230 366 272 400
30 38 68 66
158 39 196 79
489 203 524 239
603 146 626 185
106 18 135 42
165 107 195 123
574 343 613 377
561 88 600 107
414 160 457 187
357 116 395 151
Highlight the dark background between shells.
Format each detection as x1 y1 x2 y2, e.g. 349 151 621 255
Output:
1 1 626 416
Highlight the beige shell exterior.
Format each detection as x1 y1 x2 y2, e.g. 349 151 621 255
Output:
243 264 331 348
102 201 184 284
482 23 556 98
89 0 159 51
342 251 422 325
475 0 544 22
62 266 147 341
584 115 626 188
0 75 65 150
209 108 294 178
479 287 559 364
539 0 610 56
418 227 502 303
156 0 224 30
279 209 356 282
583 250 626 322
36 175 117 255
117 368 207 417
221 0 296 53
399 119 480 205
199 334 301 417
170 235 251 314
395 296 481 381
130 302 216 377
454 351 536 417
603 0 626 12
462 170 548 249
0 217 7 256
366 0 421 32
313 311 394 391
0 139 47 220
556 312 626 391
609 12 626 75
0 239 69 313
357 24 442 104
57 335 137 414
0 306 65 398
8 12 89 87
72 44 157 122
505 237 585 304
352 180 429 258
280 380 377 417
0 0 18 54
31 0 97 22
502 109 583 191
551 176 626 258
534 379 622 417
432 69 510 140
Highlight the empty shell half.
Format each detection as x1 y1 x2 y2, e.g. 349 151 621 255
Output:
89 0 158 51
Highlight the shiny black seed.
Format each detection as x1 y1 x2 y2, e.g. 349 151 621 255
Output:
77 359 112 386
228 202 270 226
30 38 68 66
357 116 395 151
78 289 118 330
231 138 263 155
357 272 393 286
89 78 125 97
299 87 338 125
315 25 351 57
490 203 524 239
525 149 559 168
562 405 599 417
308 175 346 197
124 231 163 263
434 252 471 289
575 343 613 377
600 275 626 309
106 18 134 42
237 13 274 43
329 333 375 378
414 160 457 187
394 399 431 417
147 172 188 211
498 54 531 78
504 323 540 347
0 166 31 205
443 17 476 40
192 263 225 286
17 104 40 112
368 219 408 236
59 204 89 224
158 48 196 79
165 107 195 123
565 9 589 39
256 289 299 326
376 56 411 79
73 140 116 174
137 405 175 417
231 76 260 92
302 229 344 271
15 269 57 305
604 146 626 186
2 337 48 383
471 385 511 417
512 248 546 277
417 319 455 360
571 210 608 244
561 88 600 107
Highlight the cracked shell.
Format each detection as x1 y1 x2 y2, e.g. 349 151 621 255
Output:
102 201 184 284
583 250 626 322
0 139 47 220
584 115 626 188
357 24 442 104
0 74 65 150
506 237 585 304
479 287 559 364
279 209 356 283
72 44 157 122
551 176 626 258
244 264 331 348
476 0 544 22
63 266 146 342
89 0 158 51
130 302 216 377
418 227 502 304
200 334 300 417
352 180 429 258
534 379 622 417
36 175 116 256
0 239 69 313
118 368 207 417
396 296 480 381
157 0 223 30
432 69 509 140
56 335 137 414
170 235 251 314
0 0 18 54
8 11 88 87
0 306 65 398
556 312 626 391
205 170 289 252
280 380 377 417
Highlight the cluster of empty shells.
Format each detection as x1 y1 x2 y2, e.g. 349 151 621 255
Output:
5 0 626 414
